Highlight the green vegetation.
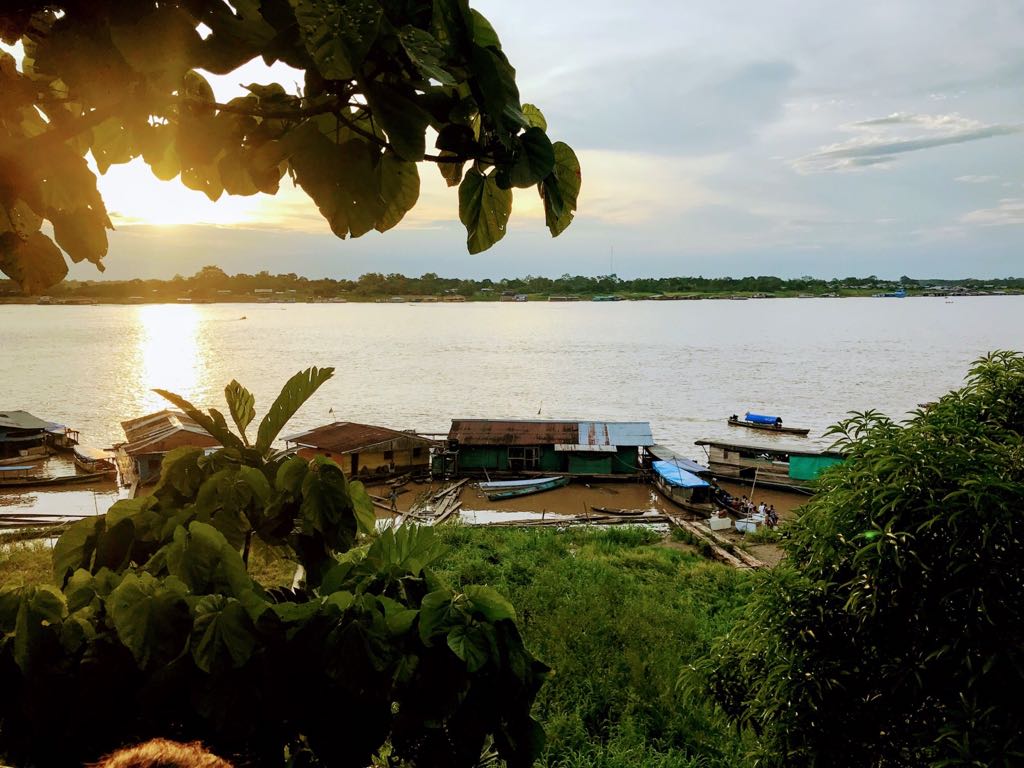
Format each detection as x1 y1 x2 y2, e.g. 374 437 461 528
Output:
0 370 546 767
3 268 1021 303
0 1 579 293
696 351 1024 768
432 526 754 768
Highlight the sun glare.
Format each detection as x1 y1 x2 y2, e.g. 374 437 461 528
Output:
133 304 206 414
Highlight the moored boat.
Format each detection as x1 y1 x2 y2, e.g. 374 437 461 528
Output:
728 412 810 436
73 445 117 474
0 467 110 487
478 476 571 500
651 460 717 516
695 438 844 494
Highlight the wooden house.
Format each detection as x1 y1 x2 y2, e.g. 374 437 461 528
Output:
283 422 436 478
115 410 220 485
694 438 844 493
442 419 654 478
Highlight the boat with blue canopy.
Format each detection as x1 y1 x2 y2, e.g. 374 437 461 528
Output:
727 412 810 436
651 460 717 515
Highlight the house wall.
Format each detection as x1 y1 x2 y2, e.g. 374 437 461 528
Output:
457 446 509 471
297 446 429 476
788 455 843 481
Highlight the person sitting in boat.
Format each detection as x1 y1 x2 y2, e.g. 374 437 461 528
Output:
766 505 779 528
774 417 783 428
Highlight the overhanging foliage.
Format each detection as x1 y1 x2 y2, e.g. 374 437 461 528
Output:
0 1 581 292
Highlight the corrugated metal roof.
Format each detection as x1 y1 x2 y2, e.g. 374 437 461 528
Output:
449 420 579 446
449 419 653 447
285 421 433 454
554 444 618 453
578 421 654 447
0 410 50 431
119 410 218 455
695 438 844 459
648 445 711 474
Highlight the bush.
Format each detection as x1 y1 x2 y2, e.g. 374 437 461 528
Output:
696 351 1024 767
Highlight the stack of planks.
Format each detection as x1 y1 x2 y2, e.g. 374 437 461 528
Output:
667 516 765 569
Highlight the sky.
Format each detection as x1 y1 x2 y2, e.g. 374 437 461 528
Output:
60 1 1024 280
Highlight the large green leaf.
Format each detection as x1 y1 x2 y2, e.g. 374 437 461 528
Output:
364 81 430 162
190 594 258 673
464 585 516 622
376 151 420 233
255 366 334 453
163 522 253 598
287 127 384 239
508 127 554 188
398 26 457 85
447 623 490 672
291 0 382 80
13 586 67 675
53 517 102 585
108 572 191 669
224 380 256 444
541 141 581 237
153 387 245 450
459 169 512 253
0 230 68 294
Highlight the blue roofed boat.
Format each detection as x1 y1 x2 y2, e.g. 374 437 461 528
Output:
728 412 810 436
651 460 717 515
478 476 571 500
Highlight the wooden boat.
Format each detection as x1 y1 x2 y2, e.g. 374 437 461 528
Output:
73 445 116 474
478 476 570 500
589 506 647 516
728 413 810 436
695 438 844 494
0 467 110 487
650 460 717 516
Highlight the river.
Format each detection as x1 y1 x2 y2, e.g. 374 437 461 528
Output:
1 296 1022 517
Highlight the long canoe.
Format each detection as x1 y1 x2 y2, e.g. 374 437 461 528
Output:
0 471 111 488
479 476 570 500
727 417 810 436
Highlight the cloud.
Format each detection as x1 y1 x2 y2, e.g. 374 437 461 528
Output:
955 175 999 183
961 198 1024 226
795 112 1024 173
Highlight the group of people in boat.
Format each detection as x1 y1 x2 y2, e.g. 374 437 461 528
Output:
714 488 779 527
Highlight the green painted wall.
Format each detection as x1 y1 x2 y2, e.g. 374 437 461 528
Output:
789 455 843 481
458 446 508 470
539 446 562 471
612 446 639 474
568 454 613 474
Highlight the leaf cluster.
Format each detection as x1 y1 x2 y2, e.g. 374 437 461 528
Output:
0 0 581 292
693 351 1024 768
0 368 547 767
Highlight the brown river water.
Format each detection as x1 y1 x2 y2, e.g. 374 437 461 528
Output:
2 297 1022 518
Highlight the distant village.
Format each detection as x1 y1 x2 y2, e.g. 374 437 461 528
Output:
1 267 1021 304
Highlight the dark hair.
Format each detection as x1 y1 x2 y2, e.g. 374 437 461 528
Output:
89 739 233 768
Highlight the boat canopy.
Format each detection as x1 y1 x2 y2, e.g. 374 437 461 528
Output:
744 412 780 425
652 461 709 488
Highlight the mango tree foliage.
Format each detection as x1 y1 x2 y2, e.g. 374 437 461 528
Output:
0 1 581 292
0 368 548 767
695 351 1024 768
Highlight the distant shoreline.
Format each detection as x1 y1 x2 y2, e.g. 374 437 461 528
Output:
1 291 1020 306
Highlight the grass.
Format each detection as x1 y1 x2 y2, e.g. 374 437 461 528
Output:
0 540 54 588
432 525 755 767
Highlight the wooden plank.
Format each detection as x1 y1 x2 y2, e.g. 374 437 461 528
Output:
669 517 748 569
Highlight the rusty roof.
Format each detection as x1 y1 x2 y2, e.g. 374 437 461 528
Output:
450 419 652 447
119 410 219 455
284 422 434 454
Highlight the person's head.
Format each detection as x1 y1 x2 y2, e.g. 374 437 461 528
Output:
90 739 233 768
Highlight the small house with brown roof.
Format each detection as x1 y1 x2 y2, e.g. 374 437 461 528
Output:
283 421 436 478
115 410 220 485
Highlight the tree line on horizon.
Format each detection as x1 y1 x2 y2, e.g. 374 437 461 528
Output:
3 266 1022 300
